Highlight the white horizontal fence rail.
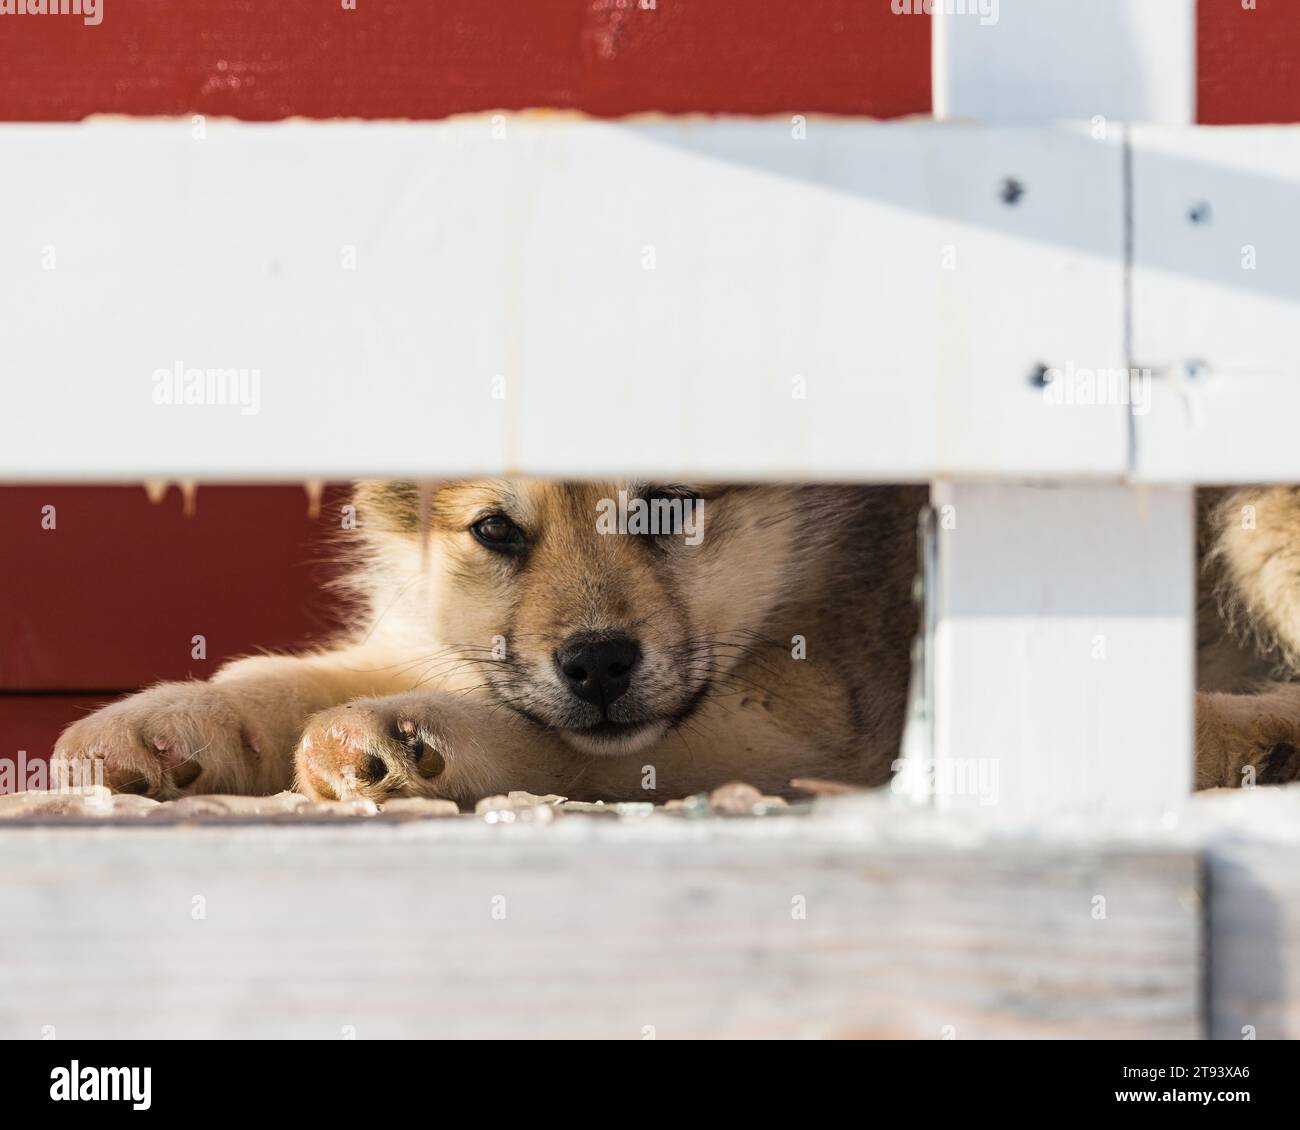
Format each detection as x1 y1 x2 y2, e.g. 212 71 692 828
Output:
1 117 1134 481
1132 126 1300 481
3 115 1296 483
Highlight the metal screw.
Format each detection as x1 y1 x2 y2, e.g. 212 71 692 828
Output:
1028 363 1053 388
1000 177 1026 206
1188 202 1212 225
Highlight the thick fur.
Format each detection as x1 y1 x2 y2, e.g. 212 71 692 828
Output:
54 482 925 806
1196 486 1300 789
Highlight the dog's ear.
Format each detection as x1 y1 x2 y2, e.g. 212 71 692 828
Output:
352 481 425 535
1258 741 1300 786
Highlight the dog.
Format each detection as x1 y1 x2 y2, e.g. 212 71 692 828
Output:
1195 486 1300 788
53 481 925 806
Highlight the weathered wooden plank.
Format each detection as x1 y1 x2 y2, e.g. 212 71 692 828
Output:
0 819 1200 1039
1208 842 1300 1040
1206 785 1300 1040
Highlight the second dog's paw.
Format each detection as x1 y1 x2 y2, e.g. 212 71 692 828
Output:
1196 690 1300 789
294 695 452 803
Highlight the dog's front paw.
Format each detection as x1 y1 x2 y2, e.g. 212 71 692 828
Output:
53 682 260 798
294 694 453 803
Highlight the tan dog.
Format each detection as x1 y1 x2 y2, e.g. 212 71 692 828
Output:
53 482 925 806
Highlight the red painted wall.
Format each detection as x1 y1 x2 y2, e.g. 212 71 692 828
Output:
1 487 348 768
0 0 930 121
11 0 1296 126
1199 0 1300 125
1 486 348 691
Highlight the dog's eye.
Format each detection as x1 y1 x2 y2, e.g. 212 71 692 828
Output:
642 487 703 538
470 514 525 552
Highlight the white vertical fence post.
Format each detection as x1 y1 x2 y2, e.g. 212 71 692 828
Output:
934 0 1196 127
928 1 1199 815
930 482 1195 816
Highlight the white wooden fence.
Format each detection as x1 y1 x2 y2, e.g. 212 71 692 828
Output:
5 2 1284 819
5 0 1300 1040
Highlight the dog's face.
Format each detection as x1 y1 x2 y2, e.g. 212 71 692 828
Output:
357 480 794 755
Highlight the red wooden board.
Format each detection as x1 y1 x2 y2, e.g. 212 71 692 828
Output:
1199 0 1300 125
0 695 118 771
0 484 347 692
6 3 1300 126
0 0 930 122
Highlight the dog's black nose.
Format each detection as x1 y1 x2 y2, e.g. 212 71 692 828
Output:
556 636 642 710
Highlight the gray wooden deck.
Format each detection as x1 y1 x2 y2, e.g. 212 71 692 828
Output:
1 787 1297 1039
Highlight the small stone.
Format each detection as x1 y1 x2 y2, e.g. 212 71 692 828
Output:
149 796 234 818
101 794 163 816
381 797 460 817
0 787 116 817
150 793 312 818
478 799 555 825
106 793 162 809
476 791 565 814
508 790 565 807
610 802 655 817
708 781 765 815
296 798 379 817
664 793 712 817
556 800 618 817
